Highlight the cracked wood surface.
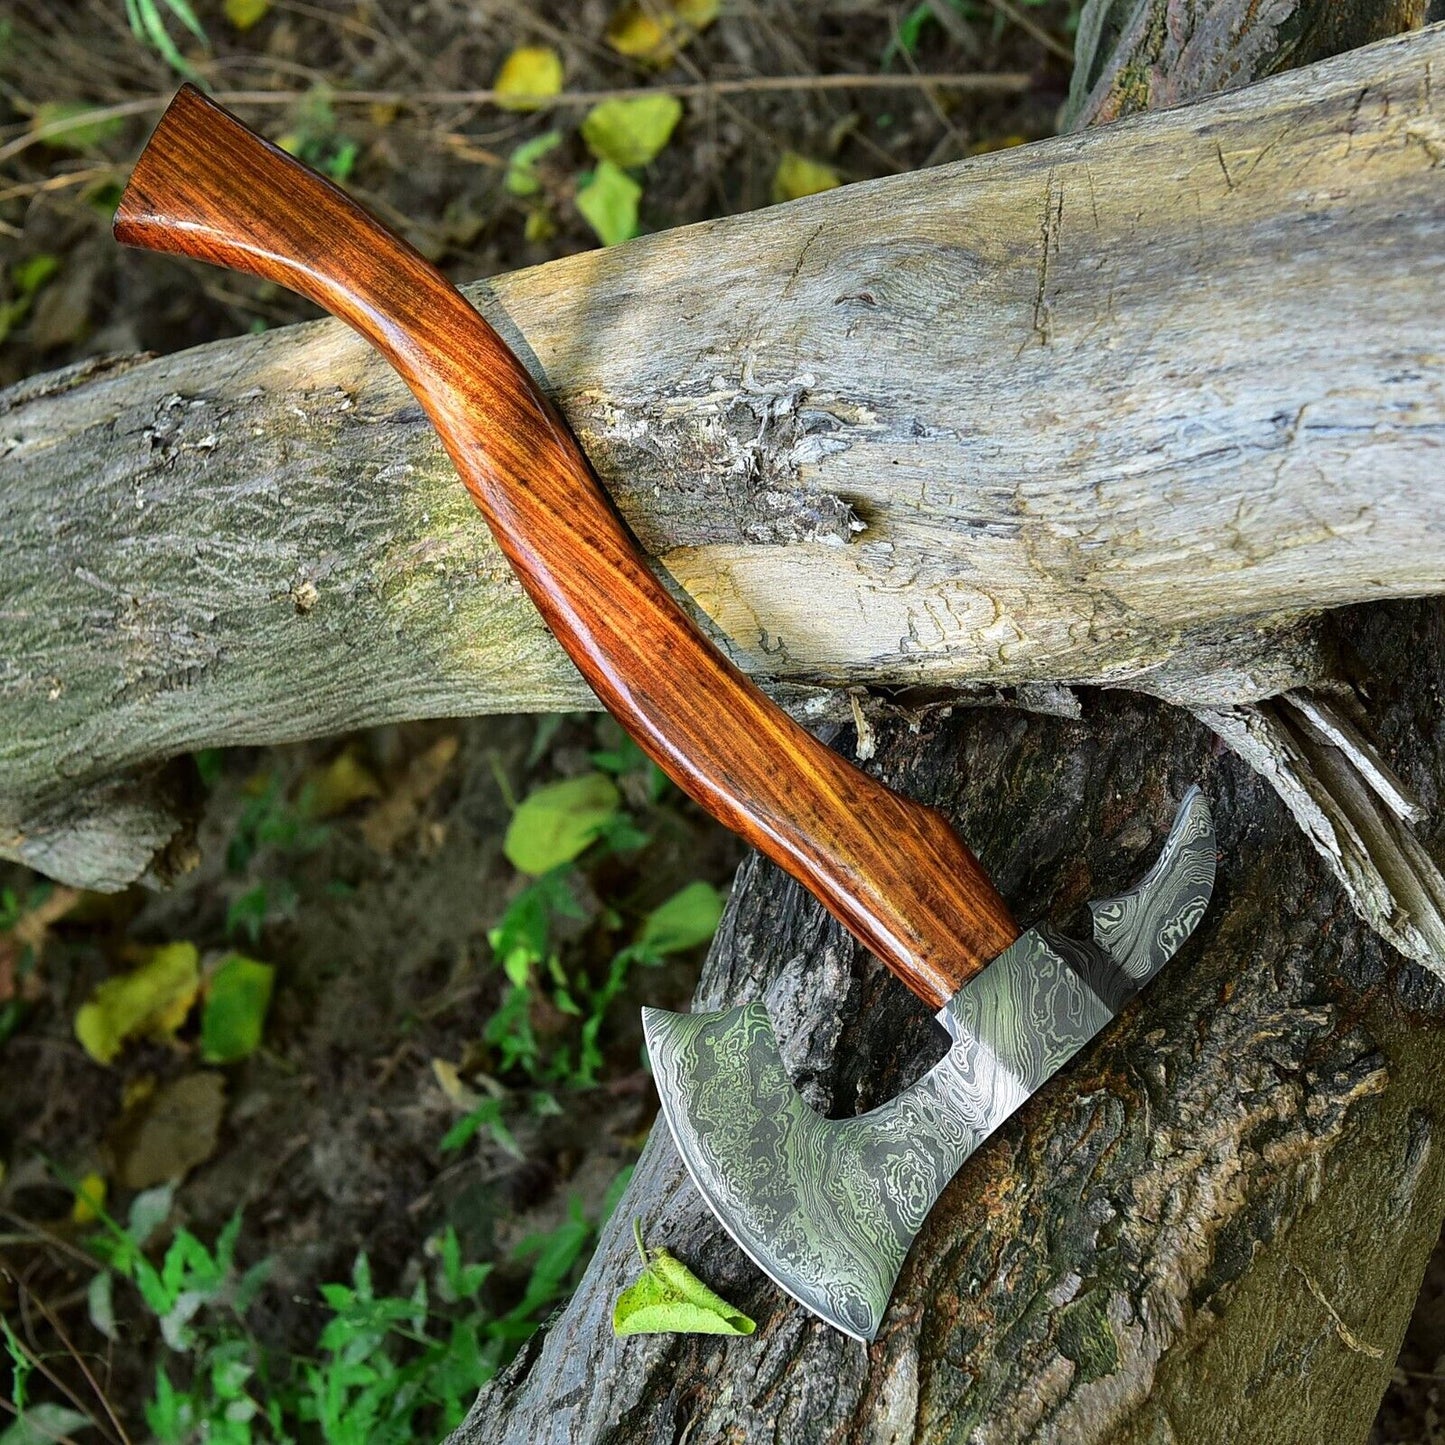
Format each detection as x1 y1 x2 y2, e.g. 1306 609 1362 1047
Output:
4 25 1445 889
448 598 1445 1445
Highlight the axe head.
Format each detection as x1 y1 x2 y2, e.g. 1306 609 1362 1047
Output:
643 788 1215 1341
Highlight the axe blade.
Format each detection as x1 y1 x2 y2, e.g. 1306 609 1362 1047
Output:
643 788 1215 1341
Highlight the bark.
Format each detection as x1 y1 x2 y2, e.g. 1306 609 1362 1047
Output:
5 25 1445 890
1064 0 1431 129
449 597 1445 1445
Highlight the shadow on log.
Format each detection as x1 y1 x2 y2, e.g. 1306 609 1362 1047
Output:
451 599 1445 1445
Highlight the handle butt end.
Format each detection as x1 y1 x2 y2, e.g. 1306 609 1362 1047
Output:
113 84 213 255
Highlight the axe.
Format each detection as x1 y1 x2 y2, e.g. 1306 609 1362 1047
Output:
116 88 1216 1342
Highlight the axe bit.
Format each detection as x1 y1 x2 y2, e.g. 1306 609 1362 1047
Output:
116 88 1216 1343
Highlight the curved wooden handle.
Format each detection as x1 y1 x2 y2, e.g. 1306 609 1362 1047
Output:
115 85 1020 1008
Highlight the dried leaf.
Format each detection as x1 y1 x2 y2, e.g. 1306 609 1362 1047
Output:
360 734 458 853
199 954 275 1063
106 1072 226 1190
494 45 564 112
431 1057 480 1111
614 1221 754 1335
505 129 564 197
575 162 642 248
74 942 200 1065
504 774 621 875
224 0 271 28
772 151 841 204
580 95 683 168
605 0 718 64
0 884 80 1003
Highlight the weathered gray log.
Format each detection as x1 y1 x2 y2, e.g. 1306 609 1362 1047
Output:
451 598 1445 1445
5 24 1445 890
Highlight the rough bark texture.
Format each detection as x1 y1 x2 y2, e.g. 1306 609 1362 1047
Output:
5 25 1445 890
450 598 1445 1445
1064 0 1430 129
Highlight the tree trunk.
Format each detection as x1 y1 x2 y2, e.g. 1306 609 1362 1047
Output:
450 596 1445 1445
5 24 1445 890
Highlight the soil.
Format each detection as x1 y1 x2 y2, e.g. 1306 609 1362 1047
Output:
1 0 1436 1439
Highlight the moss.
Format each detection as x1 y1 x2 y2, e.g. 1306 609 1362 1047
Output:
1057 1289 1121 1384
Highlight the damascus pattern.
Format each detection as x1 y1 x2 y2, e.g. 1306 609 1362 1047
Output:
643 788 1215 1341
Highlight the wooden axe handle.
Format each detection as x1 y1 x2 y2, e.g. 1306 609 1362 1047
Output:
115 85 1020 1008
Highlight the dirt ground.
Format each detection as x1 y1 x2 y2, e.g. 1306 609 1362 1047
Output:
2 0 1440 1439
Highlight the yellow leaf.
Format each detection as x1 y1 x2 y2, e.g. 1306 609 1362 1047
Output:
301 746 382 819
605 0 718 64
74 942 201 1065
71 1172 107 1225
494 45 564 112
771 151 841 204
224 0 271 29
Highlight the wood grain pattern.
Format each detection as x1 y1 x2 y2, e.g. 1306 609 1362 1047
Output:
113 85 1019 1008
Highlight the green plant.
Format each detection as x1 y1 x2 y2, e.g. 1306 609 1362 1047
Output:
79 1170 632 1442
125 0 210 80
0 882 53 1047
884 0 1080 64
227 774 330 873
276 89 360 184
469 725 724 1094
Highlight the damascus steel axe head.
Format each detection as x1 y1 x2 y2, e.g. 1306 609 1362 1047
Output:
643 788 1215 1341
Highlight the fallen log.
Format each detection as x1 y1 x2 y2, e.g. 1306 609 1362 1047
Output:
4 24 1445 890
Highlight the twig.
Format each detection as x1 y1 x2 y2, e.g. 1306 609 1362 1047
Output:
981 0 1075 62
0 166 118 204
22 1284 133 1445
0 1275 118 1445
0 72 1034 165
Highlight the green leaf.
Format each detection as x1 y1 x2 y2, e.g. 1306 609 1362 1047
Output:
126 0 210 81
505 130 564 197
31 100 125 152
575 162 642 247
639 882 724 956
0 1405 93 1445
12 254 59 297
613 1222 754 1335
504 774 621 875
580 95 683 168
200 953 275 1063
128 1182 177 1245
